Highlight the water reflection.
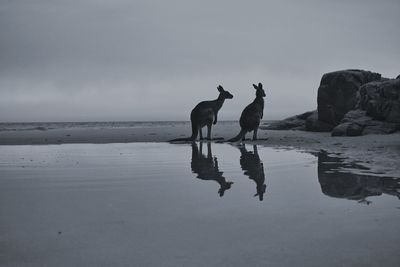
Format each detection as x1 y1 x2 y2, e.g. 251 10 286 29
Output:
237 144 266 201
191 142 233 197
318 152 400 204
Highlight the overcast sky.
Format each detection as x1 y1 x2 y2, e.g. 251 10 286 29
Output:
0 0 399 122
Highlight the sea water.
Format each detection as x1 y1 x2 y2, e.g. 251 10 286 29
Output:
0 143 399 266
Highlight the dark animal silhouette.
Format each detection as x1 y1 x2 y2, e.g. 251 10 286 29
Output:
191 142 233 197
170 85 233 141
238 144 266 201
229 83 266 142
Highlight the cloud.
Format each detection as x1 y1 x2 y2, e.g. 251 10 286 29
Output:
0 0 399 121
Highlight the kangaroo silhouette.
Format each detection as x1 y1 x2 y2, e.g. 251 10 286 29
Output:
238 144 266 201
229 83 266 142
170 85 233 141
191 142 233 197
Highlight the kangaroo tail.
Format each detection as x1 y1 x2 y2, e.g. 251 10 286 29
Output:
228 128 247 142
169 121 198 142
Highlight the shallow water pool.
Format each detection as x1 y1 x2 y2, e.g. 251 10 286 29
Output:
0 143 399 266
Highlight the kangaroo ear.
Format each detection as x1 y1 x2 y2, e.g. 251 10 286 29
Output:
258 82 263 89
253 84 258 90
217 85 224 92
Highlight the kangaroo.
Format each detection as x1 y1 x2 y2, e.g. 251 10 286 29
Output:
238 144 266 201
191 142 233 197
170 85 233 141
228 83 266 142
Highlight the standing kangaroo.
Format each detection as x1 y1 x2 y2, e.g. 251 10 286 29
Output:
191 142 234 197
170 85 233 141
228 83 266 142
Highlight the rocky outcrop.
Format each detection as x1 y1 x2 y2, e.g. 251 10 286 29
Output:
263 69 400 136
304 110 335 132
317 69 381 126
261 111 312 130
331 78 400 136
359 78 400 123
263 109 334 132
331 110 399 136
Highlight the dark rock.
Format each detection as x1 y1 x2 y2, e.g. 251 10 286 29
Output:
362 121 399 135
331 122 351 136
359 78 400 123
347 123 363 136
261 110 314 130
331 122 362 136
263 109 334 132
296 110 314 120
332 110 399 136
317 69 381 125
340 110 371 124
261 70 399 136
262 110 335 132
305 110 334 132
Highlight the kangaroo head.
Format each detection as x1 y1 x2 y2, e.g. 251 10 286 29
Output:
217 85 234 99
253 83 266 98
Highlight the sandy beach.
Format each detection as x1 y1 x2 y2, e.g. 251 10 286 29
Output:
1 122 400 267
1 121 399 178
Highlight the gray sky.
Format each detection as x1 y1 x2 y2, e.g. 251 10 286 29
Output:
1 0 399 122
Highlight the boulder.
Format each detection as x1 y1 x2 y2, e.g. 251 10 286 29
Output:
305 110 334 132
261 69 399 136
331 110 399 136
331 122 363 136
317 69 381 125
358 78 400 123
362 121 399 135
262 110 335 132
261 110 314 130
331 122 352 136
331 110 367 136
340 109 371 124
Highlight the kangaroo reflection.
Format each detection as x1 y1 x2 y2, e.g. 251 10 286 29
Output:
238 144 266 201
318 152 400 204
191 142 233 197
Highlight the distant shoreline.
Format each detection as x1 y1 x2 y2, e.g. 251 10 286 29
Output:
0 120 275 132
0 121 243 144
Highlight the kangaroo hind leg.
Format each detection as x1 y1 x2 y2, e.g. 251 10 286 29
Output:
206 123 212 140
253 127 258 141
199 126 203 140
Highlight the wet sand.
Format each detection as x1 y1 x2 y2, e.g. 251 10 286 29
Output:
0 143 399 266
1 122 399 177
